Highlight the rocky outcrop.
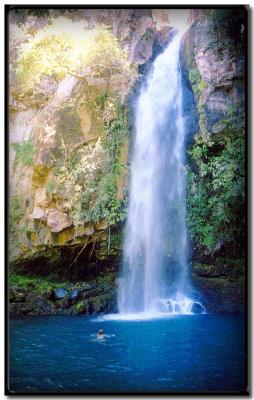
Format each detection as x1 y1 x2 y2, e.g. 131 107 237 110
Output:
180 13 245 134
9 273 117 317
180 10 246 313
181 16 245 133
191 261 245 313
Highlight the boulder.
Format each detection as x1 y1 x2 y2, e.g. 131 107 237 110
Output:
75 225 94 237
55 298 71 309
191 302 204 314
47 209 72 233
69 289 80 300
87 292 116 314
9 288 26 303
53 288 68 300
75 299 89 314
34 187 48 207
74 282 94 291
31 206 47 222
95 220 109 231
180 16 245 134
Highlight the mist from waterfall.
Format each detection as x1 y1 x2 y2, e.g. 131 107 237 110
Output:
118 30 204 316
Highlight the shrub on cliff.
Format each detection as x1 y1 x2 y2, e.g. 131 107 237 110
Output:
187 110 245 256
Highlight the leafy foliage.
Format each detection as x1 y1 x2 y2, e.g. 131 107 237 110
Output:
16 18 137 93
189 67 208 136
87 172 128 225
189 68 207 101
46 102 130 227
46 166 67 200
205 9 246 58
9 195 25 235
9 273 69 293
12 140 35 167
187 112 245 254
87 103 129 224
95 92 108 110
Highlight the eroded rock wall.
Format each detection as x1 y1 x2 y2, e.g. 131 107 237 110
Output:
180 9 246 313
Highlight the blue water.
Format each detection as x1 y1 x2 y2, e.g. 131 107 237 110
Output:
9 314 246 394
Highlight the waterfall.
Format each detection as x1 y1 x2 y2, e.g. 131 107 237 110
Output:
118 30 204 316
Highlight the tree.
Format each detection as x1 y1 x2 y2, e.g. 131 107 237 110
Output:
16 17 137 92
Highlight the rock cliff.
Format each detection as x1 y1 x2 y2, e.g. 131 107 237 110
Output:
9 8 175 315
9 9 174 265
180 9 246 313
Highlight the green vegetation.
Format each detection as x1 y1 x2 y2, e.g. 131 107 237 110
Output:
187 111 245 254
9 195 25 236
96 273 116 291
16 18 137 95
46 101 130 227
205 9 246 58
46 166 67 199
189 68 207 101
86 103 129 224
12 140 35 167
87 174 128 225
9 273 69 294
13 16 137 231
189 67 208 136
98 230 123 257
95 92 108 110
187 11 246 257
32 164 50 186
66 151 79 172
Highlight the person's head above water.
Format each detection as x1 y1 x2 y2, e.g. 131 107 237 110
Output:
98 329 104 336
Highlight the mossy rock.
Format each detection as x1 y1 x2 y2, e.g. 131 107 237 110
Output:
10 247 61 274
75 299 89 314
88 292 115 313
51 227 76 246
33 164 51 187
193 263 225 278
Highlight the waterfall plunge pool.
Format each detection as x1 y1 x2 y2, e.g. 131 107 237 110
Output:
9 314 246 393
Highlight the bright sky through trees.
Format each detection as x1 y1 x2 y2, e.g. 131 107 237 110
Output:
16 17 137 91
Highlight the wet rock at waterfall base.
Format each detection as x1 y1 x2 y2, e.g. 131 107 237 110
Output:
53 288 68 300
191 303 204 314
9 288 26 303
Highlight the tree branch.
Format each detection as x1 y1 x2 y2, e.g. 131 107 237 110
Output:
54 57 131 80
70 240 88 267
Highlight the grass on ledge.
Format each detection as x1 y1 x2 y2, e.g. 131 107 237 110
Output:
9 273 70 294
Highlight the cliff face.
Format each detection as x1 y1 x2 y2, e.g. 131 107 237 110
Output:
9 9 173 265
180 13 245 134
180 9 246 313
9 8 175 315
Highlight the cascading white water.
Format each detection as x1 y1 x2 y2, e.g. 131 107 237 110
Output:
118 30 205 316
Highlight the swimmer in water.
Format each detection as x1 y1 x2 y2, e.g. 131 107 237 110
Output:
97 329 105 339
